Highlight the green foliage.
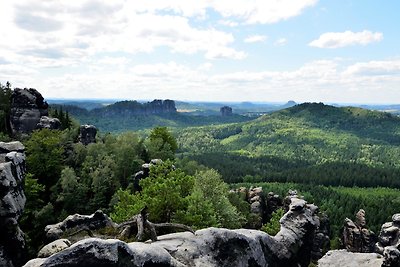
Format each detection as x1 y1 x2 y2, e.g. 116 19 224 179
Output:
147 127 177 160
112 160 194 223
26 129 63 197
50 106 73 130
261 208 284 235
193 170 245 228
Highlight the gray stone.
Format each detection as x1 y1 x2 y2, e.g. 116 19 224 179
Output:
45 210 117 241
38 239 71 258
0 142 27 267
10 88 49 135
342 209 376 253
79 125 97 145
318 250 383 267
220 106 232 116
36 116 61 130
375 214 400 267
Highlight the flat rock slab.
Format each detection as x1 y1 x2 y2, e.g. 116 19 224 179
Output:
318 250 384 267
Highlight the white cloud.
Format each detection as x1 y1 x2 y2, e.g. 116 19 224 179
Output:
244 35 267 43
309 30 383 48
274 38 288 46
344 60 400 76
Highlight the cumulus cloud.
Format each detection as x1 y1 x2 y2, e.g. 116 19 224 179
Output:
344 60 400 76
244 35 267 43
309 30 383 48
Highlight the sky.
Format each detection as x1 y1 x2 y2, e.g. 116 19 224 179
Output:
0 0 399 103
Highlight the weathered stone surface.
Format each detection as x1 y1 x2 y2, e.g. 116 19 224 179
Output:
375 213 400 267
25 197 320 267
78 125 97 145
37 239 71 258
133 159 163 192
0 142 27 267
45 210 117 242
342 209 376 253
318 250 383 267
220 106 232 116
36 116 61 130
311 212 330 261
10 88 49 135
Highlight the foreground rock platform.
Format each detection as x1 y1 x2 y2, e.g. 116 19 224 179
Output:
24 197 320 267
318 249 383 267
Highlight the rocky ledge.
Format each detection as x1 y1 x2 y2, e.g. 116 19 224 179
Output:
24 197 320 267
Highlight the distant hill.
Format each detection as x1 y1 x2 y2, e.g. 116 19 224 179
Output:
177 102 400 188
51 100 253 132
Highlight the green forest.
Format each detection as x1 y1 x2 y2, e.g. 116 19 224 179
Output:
177 102 400 187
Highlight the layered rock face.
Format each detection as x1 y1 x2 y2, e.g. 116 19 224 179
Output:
24 197 320 267
375 213 400 267
220 106 233 116
0 142 27 267
10 88 49 135
342 209 376 253
78 125 97 145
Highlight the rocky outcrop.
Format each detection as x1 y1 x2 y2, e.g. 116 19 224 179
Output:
24 196 320 267
0 141 27 267
311 212 330 261
78 125 97 145
45 210 117 242
92 99 177 117
9 88 49 135
375 213 400 267
133 159 163 192
36 116 61 130
220 106 232 116
342 209 376 253
318 250 383 267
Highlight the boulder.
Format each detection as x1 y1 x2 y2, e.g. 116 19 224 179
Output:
318 250 383 267
45 210 117 242
0 141 27 266
37 239 71 258
9 88 49 135
78 125 97 145
342 209 376 253
36 116 61 130
375 213 400 267
24 196 320 267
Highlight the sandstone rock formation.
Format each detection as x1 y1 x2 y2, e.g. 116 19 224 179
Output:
45 210 117 242
10 88 49 135
24 196 320 267
92 99 177 117
0 141 27 267
311 212 331 261
36 116 61 130
375 213 400 267
78 125 97 145
37 239 71 258
318 249 383 267
220 106 233 116
133 159 163 192
342 209 376 253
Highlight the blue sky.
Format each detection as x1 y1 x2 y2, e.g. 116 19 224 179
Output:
0 0 399 103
